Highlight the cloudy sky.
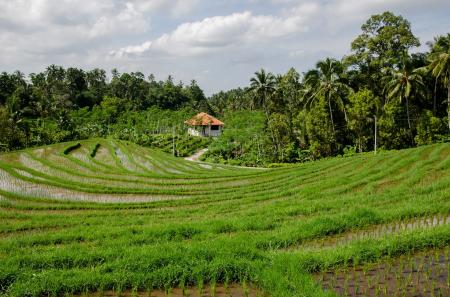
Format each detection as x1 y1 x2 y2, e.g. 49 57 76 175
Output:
1 0 449 94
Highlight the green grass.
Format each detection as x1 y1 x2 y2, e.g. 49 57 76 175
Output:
0 139 449 296
140 134 211 157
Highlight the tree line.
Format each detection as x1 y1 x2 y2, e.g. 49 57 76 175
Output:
208 11 450 164
0 66 212 150
1 11 449 166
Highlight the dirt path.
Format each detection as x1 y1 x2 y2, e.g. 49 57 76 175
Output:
184 148 208 162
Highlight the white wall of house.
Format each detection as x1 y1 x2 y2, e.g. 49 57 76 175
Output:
188 127 201 137
187 125 222 137
208 129 221 137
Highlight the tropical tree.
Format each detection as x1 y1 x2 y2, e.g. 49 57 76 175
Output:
209 88 251 114
45 64 66 99
305 58 351 133
347 89 379 152
249 69 276 120
249 69 279 156
383 55 425 141
347 11 420 97
273 68 301 135
303 97 335 158
85 68 107 106
428 34 450 129
185 80 212 114
300 70 319 105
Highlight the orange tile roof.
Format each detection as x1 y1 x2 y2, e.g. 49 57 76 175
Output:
184 112 224 126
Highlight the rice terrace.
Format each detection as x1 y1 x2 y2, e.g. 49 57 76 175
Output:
0 139 449 296
2 1 450 296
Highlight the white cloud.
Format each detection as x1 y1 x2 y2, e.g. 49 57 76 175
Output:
330 0 444 14
288 49 305 57
112 7 316 58
88 2 149 38
1 0 450 95
0 0 151 60
0 1 112 30
131 0 200 17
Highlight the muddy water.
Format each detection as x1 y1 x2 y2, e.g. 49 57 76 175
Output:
74 284 266 297
0 168 187 203
301 214 450 249
315 248 450 297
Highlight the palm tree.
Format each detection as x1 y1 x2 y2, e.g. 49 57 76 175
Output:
301 69 319 104
249 69 278 155
305 58 351 133
249 69 276 120
383 55 425 141
428 34 450 130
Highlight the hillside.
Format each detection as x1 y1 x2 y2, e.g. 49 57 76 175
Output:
0 139 449 296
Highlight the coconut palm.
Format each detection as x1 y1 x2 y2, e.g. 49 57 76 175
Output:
305 58 351 133
249 69 276 120
249 69 278 155
383 55 425 140
300 69 319 104
428 34 450 130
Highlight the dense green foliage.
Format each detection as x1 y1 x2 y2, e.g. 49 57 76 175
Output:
203 111 270 165
0 139 449 296
0 69 210 151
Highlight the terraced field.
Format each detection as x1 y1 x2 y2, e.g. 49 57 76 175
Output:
0 139 449 296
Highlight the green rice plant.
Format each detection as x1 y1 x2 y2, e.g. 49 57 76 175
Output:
0 140 449 297
242 277 249 297
130 286 138 297
197 277 204 297
210 278 216 297
447 263 450 287
182 286 189 297
114 284 123 297
98 283 105 297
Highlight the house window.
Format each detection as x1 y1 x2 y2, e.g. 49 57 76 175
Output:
211 125 219 130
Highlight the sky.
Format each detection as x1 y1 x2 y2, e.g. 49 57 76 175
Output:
1 0 450 95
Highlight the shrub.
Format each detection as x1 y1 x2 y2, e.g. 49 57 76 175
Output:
63 143 81 155
414 111 448 145
90 143 101 158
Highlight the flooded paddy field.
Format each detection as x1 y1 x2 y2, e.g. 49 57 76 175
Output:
315 247 450 296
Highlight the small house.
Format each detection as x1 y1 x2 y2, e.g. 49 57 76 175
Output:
185 112 224 137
